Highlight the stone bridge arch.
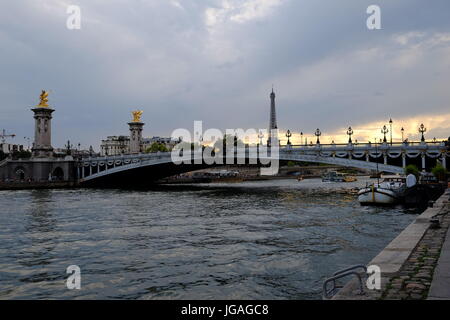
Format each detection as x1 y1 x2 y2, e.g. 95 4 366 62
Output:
78 152 404 187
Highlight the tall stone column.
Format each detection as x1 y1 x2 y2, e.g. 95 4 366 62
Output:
31 91 54 158
128 111 144 154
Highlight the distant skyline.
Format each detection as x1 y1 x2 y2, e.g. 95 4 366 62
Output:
1 0 450 150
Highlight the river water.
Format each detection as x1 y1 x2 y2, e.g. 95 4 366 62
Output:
0 177 419 299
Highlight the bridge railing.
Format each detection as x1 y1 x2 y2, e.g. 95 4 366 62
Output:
286 141 445 148
80 140 447 163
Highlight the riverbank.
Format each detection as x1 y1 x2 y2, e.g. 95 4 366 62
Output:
333 188 450 300
0 181 78 190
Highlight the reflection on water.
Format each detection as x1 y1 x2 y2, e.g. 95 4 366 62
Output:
0 178 419 299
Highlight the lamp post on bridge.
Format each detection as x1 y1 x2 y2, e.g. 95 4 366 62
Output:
389 118 393 145
65 140 73 156
300 131 303 146
286 130 292 146
381 125 389 143
258 130 264 146
347 127 353 144
419 123 427 142
315 128 321 145
401 127 404 143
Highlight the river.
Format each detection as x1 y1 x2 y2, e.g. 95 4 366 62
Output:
0 177 419 299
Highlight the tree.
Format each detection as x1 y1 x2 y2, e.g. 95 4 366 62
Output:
11 150 31 159
405 164 419 178
431 164 448 182
287 161 296 167
145 142 168 153
213 134 245 153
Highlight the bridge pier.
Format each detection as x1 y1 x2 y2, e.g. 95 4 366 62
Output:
128 121 144 154
402 153 406 168
422 154 426 170
383 154 387 165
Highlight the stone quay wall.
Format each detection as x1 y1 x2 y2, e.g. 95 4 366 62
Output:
333 187 450 300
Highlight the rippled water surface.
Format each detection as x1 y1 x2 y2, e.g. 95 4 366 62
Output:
0 178 419 299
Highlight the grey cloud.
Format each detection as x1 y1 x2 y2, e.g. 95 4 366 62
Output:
0 0 449 150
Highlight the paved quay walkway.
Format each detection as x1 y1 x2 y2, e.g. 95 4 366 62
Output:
333 188 450 300
428 217 450 299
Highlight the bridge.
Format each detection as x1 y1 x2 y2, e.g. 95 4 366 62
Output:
1 90 448 187
78 141 448 186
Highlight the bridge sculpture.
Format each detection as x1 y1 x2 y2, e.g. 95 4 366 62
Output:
78 141 448 186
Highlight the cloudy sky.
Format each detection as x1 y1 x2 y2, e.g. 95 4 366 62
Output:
1 0 450 149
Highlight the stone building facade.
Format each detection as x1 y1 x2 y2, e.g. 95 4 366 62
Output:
0 143 24 154
100 134 178 156
100 135 130 156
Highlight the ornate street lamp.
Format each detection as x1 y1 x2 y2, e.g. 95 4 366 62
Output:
315 128 321 144
258 130 264 146
300 131 303 146
401 127 404 142
286 130 292 146
381 125 389 143
389 118 393 145
419 124 427 142
65 140 73 156
347 126 353 144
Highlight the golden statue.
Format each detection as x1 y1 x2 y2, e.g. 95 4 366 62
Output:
131 110 143 122
37 90 49 107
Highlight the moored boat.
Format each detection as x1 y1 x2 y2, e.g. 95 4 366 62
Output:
358 175 406 205
344 175 357 182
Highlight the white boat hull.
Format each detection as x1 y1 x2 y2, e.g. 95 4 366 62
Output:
358 187 398 205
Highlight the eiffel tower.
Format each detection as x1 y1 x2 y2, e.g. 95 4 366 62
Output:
267 88 278 146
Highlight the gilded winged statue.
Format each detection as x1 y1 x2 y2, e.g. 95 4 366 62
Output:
132 110 143 122
38 90 49 107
